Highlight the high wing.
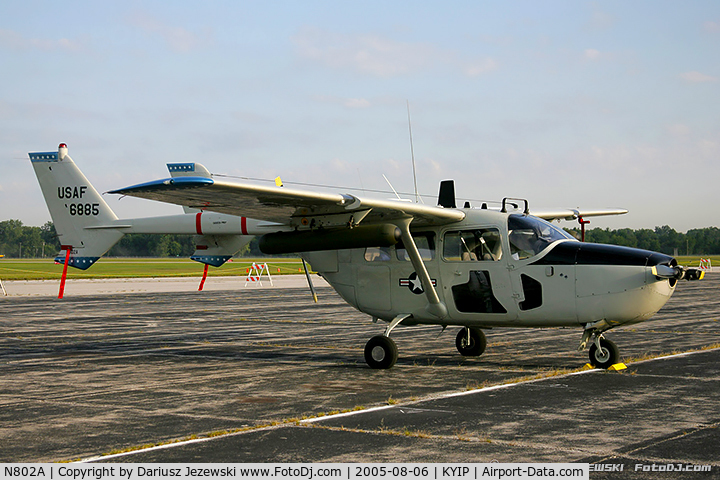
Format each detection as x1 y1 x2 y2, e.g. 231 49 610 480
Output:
108 176 466 228
531 208 628 222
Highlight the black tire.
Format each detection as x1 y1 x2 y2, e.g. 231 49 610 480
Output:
364 335 398 369
589 338 620 369
455 327 487 357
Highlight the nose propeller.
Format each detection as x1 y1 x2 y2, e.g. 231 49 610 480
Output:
652 264 704 281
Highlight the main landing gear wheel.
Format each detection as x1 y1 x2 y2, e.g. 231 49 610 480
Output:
364 335 398 369
455 327 487 357
589 338 619 369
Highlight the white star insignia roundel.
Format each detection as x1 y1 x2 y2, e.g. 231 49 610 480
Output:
399 272 437 295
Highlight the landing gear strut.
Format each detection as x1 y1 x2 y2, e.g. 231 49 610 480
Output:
455 327 487 357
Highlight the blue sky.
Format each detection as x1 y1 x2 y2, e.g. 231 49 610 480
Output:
2 1 719 231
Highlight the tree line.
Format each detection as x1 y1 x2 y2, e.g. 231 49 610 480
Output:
2 219 719 258
0 219 262 258
565 225 720 256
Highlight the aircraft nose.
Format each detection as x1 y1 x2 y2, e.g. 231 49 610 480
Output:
558 242 678 326
575 243 675 267
535 241 676 268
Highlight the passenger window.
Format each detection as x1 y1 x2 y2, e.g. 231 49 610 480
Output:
364 246 392 262
443 228 503 261
396 233 435 261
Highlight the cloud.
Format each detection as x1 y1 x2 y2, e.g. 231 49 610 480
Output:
584 49 602 60
680 71 718 83
312 95 372 109
293 27 435 77
344 98 371 109
586 6 617 31
703 21 720 32
0 28 84 52
698 138 719 157
581 48 617 63
463 58 499 77
666 123 691 138
126 11 212 53
293 27 497 78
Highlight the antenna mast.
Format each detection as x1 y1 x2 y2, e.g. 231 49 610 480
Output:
407 100 420 203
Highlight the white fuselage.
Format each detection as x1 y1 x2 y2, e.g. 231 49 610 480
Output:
303 209 677 331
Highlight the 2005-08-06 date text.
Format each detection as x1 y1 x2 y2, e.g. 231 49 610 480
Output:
355 467 430 477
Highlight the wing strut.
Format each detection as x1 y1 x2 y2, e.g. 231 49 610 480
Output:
394 218 447 320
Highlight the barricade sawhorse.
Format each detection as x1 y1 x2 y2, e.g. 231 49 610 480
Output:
244 262 274 287
699 258 713 272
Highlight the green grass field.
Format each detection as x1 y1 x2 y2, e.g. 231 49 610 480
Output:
1 255 715 281
0 258 307 281
675 256 719 268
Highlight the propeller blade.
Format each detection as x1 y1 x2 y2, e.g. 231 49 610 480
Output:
683 267 705 281
652 264 681 279
652 264 705 281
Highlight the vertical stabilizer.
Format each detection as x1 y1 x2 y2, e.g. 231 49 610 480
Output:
167 163 212 214
30 144 124 269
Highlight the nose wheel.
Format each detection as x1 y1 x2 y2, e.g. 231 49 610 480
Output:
588 337 619 369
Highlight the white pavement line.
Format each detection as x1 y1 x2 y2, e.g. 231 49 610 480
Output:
76 346 720 463
78 425 288 463
628 345 720 365
78 370 601 463
302 368 603 426
79 437 215 463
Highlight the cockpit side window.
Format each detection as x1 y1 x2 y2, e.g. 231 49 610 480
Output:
396 232 435 261
443 228 503 261
364 246 392 262
508 214 574 260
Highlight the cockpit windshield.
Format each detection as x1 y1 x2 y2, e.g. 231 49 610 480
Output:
508 214 575 260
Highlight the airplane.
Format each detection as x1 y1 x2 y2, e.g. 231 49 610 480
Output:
30 144 704 370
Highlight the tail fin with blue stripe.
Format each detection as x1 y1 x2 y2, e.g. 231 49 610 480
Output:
30 144 123 270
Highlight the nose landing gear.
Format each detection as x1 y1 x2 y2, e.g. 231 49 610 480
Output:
588 337 619 369
579 325 620 369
